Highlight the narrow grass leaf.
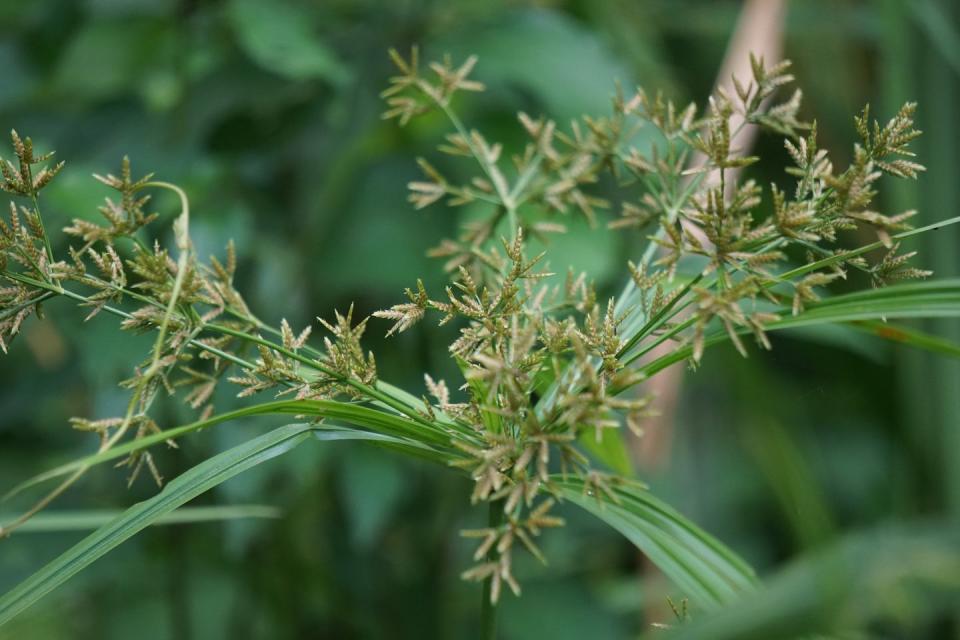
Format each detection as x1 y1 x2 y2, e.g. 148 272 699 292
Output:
656 524 960 639
0 423 401 626
4 399 451 501
643 281 960 376
552 477 757 611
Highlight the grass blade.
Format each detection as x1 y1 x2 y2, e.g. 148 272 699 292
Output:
643 280 960 376
578 428 636 476
776 215 960 282
4 399 453 502
848 319 960 359
551 477 758 610
655 523 960 639
0 422 396 626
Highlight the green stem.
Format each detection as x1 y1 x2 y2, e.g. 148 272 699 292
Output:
28 276 256 371
30 194 55 278
206 322 438 430
0 290 56 322
4 265 462 440
479 500 504 640
433 99 523 244
140 181 190 364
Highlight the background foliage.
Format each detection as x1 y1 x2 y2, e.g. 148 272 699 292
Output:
1 0 958 638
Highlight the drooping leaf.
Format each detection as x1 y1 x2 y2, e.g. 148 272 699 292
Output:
551 477 758 611
4 399 450 501
0 423 409 626
656 524 960 639
848 319 960 359
643 280 960 376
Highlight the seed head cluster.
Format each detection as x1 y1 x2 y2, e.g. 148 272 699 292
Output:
0 50 931 602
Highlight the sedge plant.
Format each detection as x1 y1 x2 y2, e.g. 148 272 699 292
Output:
1 49 959 635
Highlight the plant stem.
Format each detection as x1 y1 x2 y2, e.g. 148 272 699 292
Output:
206 322 438 429
479 500 504 640
27 169 58 287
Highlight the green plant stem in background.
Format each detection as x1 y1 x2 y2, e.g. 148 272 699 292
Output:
7 505 281 532
480 500 505 640
917 0 960 529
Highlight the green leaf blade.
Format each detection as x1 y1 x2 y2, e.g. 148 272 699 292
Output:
551 477 758 611
0 423 400 627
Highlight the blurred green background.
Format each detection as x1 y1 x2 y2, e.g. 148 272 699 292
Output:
1 0 959 638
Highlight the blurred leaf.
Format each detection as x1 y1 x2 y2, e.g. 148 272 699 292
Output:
849 319 960 359
552 477 758 611
778 323 884 363
85 0 176 17
51 19 172 101
438 9 634 123
339 448 407 549
227 0 349 84
656 524 960 639
581 0 680 98
320 163 446 294
911 0 960 78
740 420 834 549
529 215 622 289
0 42 30 107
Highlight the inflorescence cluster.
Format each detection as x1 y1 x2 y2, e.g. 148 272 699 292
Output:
0 49 929 601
